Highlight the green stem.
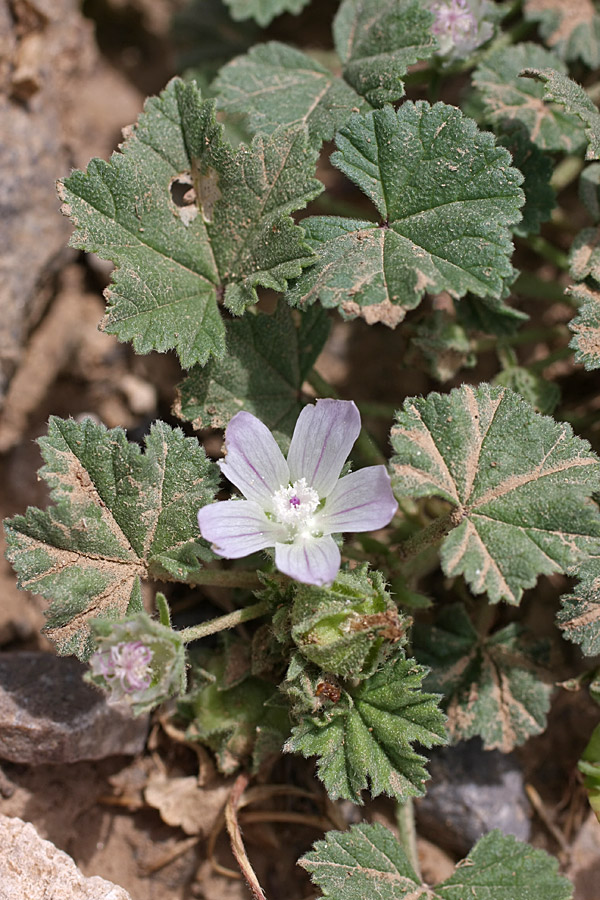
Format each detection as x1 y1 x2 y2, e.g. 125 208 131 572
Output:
397 512 456 563
525 235 569 271
180 569 269 589
528 345 573 373
396 799 421 880
178 598 271 644
356 400 398 419
307 370 386 466
514 272 571 304
474 324 569 353
551 156 584 193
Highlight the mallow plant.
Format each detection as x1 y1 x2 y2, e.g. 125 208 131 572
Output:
6 0 600 895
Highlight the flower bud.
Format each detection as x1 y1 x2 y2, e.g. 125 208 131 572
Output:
290 566 409 679
86 613 186 715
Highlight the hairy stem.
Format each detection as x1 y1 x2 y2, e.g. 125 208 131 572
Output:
397 511 457 563
178 598 271 644
396 799 421 880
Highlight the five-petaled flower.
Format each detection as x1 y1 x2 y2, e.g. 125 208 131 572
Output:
197 399 398 587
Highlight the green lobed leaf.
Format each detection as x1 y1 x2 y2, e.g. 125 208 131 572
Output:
4 417 219 659
524 0 600 69
171 0 259 83
521 67 600 160
456 291 529 337
557 554 600 655
412 311 475 383
332 0 437 106
300 822 573 900
472 44 586 154
494 366 560 415
58 78 321 368
222 0 310 26
568 282 600 371
173 303 329 447
214 43 370 148
498 128 556 238
180 647 290 773
413 604 552 751
286 103 524 326
390 384 600 604
284 652 447 803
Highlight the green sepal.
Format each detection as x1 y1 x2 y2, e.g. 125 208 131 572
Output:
290 565 409 679
86 611 187 716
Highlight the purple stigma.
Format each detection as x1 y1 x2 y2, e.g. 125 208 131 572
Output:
289 496 301 507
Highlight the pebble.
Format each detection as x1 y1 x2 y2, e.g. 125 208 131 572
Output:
0 813 132 899
0 652 148 764
416 738 531 856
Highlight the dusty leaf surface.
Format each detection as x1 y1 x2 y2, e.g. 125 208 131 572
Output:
300 823 573 900
390 384 600 604
473 44 586 153
524 0 600 68
59 78 321 368
413 604 552 751
4 418 219 658
522 66 600 160
286 103 524 325
568 282 600 370
332 0 437 106
174 304 329 446
215 43 370 147
285 653 447 804
558 555 600 655
223 0 310 26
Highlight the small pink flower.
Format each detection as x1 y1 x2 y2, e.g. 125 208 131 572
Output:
429 0 494 59
197 400 398 587
91 641 153 700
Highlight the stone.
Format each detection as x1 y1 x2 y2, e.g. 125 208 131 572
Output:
0 0 141 410
415 738 531 856
0 652 148 764
0 813 132 899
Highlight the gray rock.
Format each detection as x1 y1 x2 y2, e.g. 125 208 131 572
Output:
0 652 148 764
0 813 132 899
416 739 531 856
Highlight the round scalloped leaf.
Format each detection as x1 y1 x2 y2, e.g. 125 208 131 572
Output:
301 823 572 900
568 282 600 371
558 555 600 656
390 384 600 604
286 102 524 326
222 0 310 26
473 43 586 154
524 0 600 69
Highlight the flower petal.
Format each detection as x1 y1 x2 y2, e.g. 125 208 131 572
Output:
219 411 289 505
287 399 361 497
275 535 341 586
198 500 286 558
316 466 398 534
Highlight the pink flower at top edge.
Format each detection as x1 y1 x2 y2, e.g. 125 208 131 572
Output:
197 399 398 588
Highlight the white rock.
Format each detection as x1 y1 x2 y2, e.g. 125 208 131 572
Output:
0 814 131 900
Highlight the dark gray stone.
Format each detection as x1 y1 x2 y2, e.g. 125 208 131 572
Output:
416 739 531 856
0 652 148 764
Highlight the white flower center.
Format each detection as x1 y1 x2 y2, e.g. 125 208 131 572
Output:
272 478 320 531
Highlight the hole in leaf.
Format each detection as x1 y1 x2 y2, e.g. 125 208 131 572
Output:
169 173 196 207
